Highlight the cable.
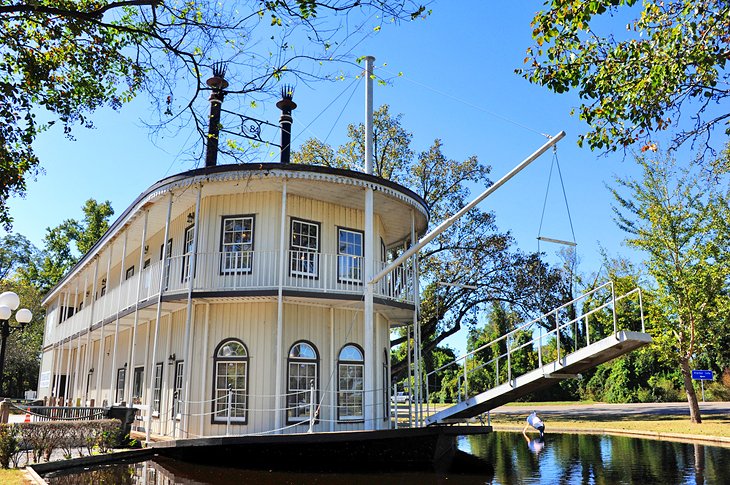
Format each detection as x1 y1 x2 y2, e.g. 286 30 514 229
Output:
378 66 549 138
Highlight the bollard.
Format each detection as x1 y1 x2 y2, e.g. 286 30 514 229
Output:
0 398 9 424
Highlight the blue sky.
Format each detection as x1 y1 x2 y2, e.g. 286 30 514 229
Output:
4 2 655 351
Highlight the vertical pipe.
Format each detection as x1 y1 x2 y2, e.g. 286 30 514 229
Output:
96 243 114 405
182 185 203 436
275 179 287 432
110 232 128 400
363 55 375 424
364 55 375 175
127 210 149 406
146 192 174 444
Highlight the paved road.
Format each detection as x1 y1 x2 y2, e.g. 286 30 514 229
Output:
490 401 730 418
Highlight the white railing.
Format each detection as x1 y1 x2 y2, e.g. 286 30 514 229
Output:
424 282 646 408
52 251 415 344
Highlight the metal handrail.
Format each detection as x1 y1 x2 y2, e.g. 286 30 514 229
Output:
425 283 645 402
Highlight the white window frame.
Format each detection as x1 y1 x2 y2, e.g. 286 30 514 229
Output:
337 228 363 283
115 367 126 405
173 360 184 419
152 363 163 415
220 215 255 274
286 341 319 424
213 339 249 424
290 219 320 278
337 344 364 421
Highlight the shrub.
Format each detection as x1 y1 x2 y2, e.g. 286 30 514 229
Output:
16 419 121 465
0 424 20 469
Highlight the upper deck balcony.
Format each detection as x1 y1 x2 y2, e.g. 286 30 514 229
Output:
43 163 429 346
47 249 414 345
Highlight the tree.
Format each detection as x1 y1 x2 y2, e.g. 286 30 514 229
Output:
0 1 428 229
520 1 730 154
0 279 44 398
20 198 114 292
0 234 37 281
293 105 570 384
610 153 730 422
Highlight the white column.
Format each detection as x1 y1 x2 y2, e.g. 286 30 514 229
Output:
411 210 422 424
181 185 202 436
64 283 79 401
329 307 335 432
84 258 100 404
73 274 87 401
126 210 149 405
274 179 287 432
146 192 174 444
198 303 210 436
363 187 375 428
96 243 114 405
110 232 128 401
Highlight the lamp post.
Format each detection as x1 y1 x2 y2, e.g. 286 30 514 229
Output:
0 291 33 397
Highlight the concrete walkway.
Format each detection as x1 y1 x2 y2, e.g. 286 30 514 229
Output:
490 401 730 418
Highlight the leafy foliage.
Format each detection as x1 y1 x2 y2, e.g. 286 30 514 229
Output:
0 0 429 229
610 153 730 421
520 0 730 154
20 198 114 292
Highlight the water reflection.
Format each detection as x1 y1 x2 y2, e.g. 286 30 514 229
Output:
43 432 730 485
465 432 729 484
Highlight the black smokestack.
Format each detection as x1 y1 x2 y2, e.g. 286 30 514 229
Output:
276 85 297 164
205 62 229 168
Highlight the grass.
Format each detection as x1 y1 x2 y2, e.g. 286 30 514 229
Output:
0 469 25 485
489 412 730 439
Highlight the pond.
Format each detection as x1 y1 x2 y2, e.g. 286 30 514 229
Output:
43 432 730 484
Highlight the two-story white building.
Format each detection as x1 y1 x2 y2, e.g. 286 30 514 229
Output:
37 162 429 438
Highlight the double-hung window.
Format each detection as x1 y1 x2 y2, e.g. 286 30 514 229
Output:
337 228 363 283
152 363 163 415
182 225 195 283
287 341 318 424
132 367 144 405
290 219 319 278
337 344 364 421
221 216 255 273
213 339 248 423
173 361 184 418
115 367 126 404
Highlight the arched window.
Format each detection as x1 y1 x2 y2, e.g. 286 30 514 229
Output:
213 339 249 424
287 341 319 424
338 344 364 421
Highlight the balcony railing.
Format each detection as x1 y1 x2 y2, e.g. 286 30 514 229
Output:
49 251 414 344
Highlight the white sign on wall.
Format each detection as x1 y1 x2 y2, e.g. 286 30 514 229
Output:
39 371 51 389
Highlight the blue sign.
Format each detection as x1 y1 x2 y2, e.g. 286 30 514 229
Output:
691 370 714 380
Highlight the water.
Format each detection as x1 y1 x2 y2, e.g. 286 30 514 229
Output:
43 432 730 484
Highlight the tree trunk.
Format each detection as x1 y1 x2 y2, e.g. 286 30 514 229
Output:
680 357 702 424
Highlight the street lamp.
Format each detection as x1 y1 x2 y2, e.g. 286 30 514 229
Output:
0 291 33 397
